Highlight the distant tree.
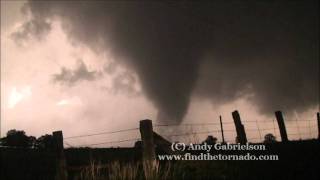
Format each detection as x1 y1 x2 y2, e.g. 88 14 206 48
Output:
29 136 37 148
203 135 217 145
0 129 36 147
35 134 55 149
263 133 277 143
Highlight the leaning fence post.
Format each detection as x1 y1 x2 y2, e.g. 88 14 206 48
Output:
317 112 320 140
139 119 156 178
219 116 225 143
275 111 288 142
52 131 68 180
232 110 247 144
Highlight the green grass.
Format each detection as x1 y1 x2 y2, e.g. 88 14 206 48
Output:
73 160 228 180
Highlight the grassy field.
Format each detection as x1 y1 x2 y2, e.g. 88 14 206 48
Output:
1 139 319 180
68 139 320 180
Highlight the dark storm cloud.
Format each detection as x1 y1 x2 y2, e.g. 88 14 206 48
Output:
112 72 139 95
101 70 141 96
53 60 98 86
21 0 318 122
11 18 51 44
103 62 118 75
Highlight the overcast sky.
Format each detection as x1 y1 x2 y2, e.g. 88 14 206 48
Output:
1 1 319 147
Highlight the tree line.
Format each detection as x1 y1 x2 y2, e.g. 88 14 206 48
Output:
0 129 55 149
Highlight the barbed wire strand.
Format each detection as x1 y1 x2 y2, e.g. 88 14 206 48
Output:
64 141 74 148
154 122 230 127
166 130 222 138
64 127 139 139
78 138 140 147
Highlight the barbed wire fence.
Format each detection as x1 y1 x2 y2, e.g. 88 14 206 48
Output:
63 127 141 148
153 118 317 144
63 113 319 148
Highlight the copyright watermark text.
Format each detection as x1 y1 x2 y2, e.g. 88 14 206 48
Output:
171 142 266 152
163 142 278 161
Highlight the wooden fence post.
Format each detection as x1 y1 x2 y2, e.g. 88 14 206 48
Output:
275 111 288 142
317 112 320 140
219 116 225 143
52 131 67 180
232 110 247 144
139 119 156 178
